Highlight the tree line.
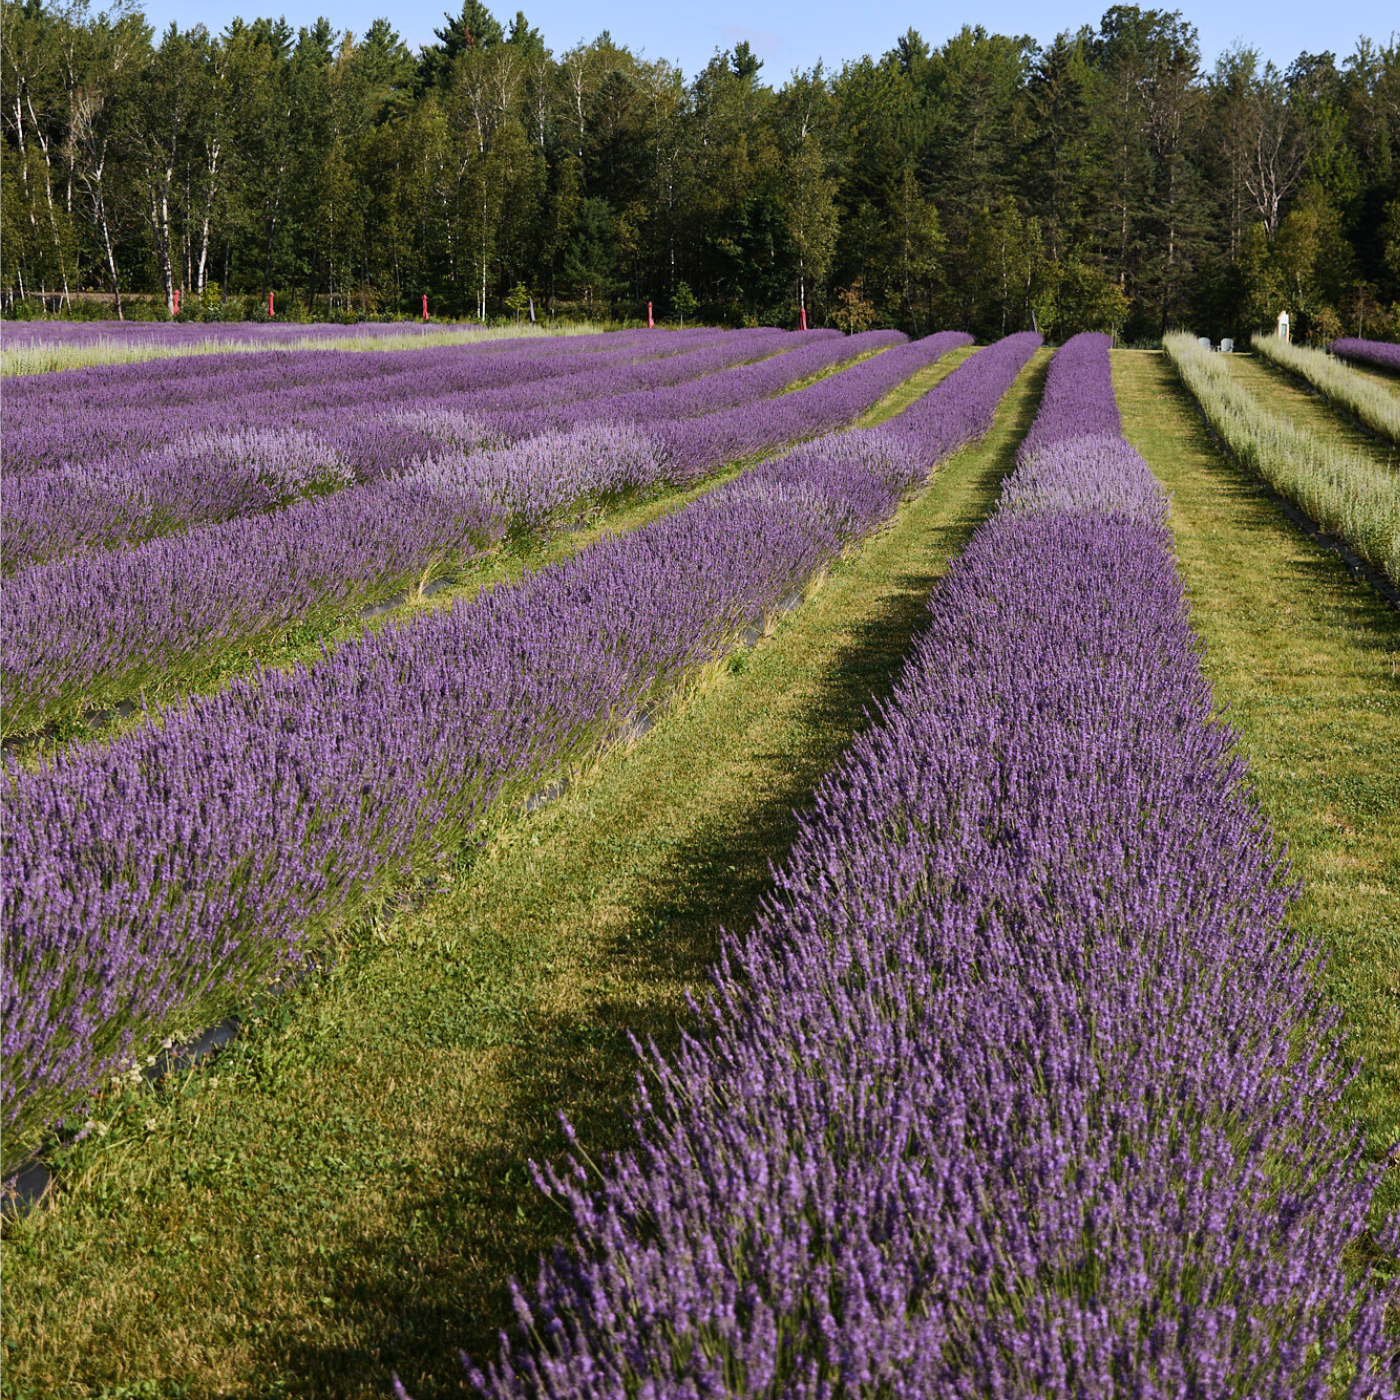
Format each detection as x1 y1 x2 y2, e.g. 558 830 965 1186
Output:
4 0 1399 343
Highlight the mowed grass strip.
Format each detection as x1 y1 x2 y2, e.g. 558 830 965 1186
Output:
1115 349 1400 1228
13 346 973 765
1227 351 1400 466
0 346 1035 1400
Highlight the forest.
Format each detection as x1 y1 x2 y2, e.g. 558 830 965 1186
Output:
3 0 1399 344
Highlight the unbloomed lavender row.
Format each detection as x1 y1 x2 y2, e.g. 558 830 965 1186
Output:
0 333 1024 1167
1332 336 1400 374
450 334 1396 1399
0 331 791 570
0 334 949 737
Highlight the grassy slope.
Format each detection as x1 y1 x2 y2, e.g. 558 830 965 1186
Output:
1 349 1042 1400
1227 351 1399 465
1115 349 1400 1218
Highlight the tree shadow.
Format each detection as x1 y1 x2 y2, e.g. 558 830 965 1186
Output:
247 364 1047 1399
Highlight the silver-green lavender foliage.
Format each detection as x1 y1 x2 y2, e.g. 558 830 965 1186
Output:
1166 332 1400 587
1251 332 1400 445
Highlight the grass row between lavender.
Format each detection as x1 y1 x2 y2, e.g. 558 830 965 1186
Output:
434 332 1396 1399
1251 333 1400 445
1164 332 1400 587
0 332 1029 1172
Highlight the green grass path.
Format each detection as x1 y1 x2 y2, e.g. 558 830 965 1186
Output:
1115 350 1400 1213
1 349 1045 1400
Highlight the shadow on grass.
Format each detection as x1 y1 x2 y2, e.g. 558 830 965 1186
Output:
247 362 1046 1400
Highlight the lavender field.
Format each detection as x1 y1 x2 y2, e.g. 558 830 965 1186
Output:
3 324 1396 1398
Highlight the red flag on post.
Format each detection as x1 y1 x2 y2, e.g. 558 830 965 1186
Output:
422 294 429 321
647 301 654 328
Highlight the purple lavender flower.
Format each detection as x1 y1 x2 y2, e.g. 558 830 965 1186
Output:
0 331 1022 1176
1331 337 1400 374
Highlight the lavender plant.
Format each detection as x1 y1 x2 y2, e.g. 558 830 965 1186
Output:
1 335 963 738
1252 334 1400 445
1332 337 1400 375
1 330 855 574
1165 331 1400 586
445 333 1397 1399
0 328 750 480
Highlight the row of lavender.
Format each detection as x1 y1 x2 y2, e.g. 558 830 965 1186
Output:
449 335 1396 1399
0 319 481 347
0 332 1035 1174
2 328 792 565
1 332 958 738
1333 336 1400 374
4 325 689 466
2 328 895 573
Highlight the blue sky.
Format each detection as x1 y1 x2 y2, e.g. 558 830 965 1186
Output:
146 0 1394 77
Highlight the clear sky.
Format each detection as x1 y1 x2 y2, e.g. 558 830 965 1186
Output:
142 0 1395 78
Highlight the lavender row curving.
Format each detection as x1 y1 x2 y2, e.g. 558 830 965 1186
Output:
0 334 950 737
450 333 1396 1399
0 333 1029 1172
1331 336 1400 374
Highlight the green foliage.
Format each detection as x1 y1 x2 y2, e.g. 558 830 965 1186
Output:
670 281 698 326
829 279 877 334
2 8 1396 334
